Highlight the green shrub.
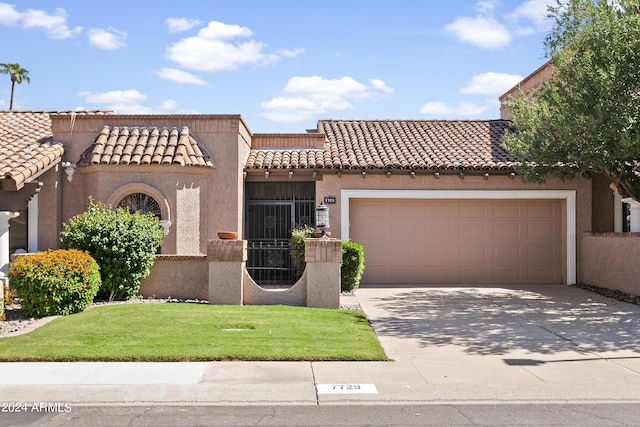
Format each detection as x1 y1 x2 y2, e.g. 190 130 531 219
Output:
8 249 101 318
290 225 315 279
341 240 365 292
60 198 164 301
290 226 366 292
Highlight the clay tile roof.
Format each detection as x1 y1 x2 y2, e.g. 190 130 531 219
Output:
78 125 214 168
245 119 517 171
0 110 65 191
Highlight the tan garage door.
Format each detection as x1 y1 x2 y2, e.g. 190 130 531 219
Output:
350 199 564 285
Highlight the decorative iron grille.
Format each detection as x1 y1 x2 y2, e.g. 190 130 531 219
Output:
245 182 315 287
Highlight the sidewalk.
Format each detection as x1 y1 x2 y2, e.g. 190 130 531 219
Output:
1 286 640 406
2 359 640 406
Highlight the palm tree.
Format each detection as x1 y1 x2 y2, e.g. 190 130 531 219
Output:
0 63 30 110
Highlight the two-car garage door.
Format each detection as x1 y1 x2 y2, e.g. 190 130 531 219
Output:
350 198 564 285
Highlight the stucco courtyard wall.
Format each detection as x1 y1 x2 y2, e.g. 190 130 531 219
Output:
140 255 208 300
581 233 640 296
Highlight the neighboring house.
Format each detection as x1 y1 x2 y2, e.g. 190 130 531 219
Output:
0 62 629 292
499 59 554 120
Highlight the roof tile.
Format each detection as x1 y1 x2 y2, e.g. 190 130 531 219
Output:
245 119 517 171
78 125 214 168
0 111 66 190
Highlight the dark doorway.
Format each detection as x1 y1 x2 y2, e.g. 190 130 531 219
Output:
245 182 315 286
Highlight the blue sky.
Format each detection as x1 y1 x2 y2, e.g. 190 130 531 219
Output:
1 0 553 133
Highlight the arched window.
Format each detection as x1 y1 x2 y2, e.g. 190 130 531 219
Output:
117 193 162 219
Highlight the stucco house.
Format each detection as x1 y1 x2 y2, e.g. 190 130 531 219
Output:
1 62 638 299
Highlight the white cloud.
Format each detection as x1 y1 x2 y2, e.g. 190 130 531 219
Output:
166 17 202 33
0 3 81 39
78 89 146 105
259 76 393 123
277 47 306 58
199 21 253 39
166 20 304 72
419 99 499 119
445 15 511 50
88 27 127 50
370 79 394 94
445 0 554 49
507 0 555 31
476 0 499 14
157 68 207 85
460 72 523 96
77 89 185 114
0 3 20 25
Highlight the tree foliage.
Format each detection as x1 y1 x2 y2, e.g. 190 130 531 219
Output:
502 0 640 200
60 198 164 301
0 63 30 110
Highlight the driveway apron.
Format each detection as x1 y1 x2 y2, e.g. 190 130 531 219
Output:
355 285 640 385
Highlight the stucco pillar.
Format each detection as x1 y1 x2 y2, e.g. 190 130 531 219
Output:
207 239 246 305
0 212 20 320
0 211 20 278
622 198 640 232
304 238 342 309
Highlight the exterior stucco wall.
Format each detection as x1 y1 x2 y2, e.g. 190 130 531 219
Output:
591 174 615 233
315 171 592 283
36 165 63 251
49 115 251 255
582 233 640 296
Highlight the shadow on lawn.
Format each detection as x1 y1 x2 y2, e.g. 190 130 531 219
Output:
360 285 640 356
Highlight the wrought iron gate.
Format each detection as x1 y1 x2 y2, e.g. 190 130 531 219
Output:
245 182 315 287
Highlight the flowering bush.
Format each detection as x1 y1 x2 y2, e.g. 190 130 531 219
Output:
1 282 17 321
9 249 101 318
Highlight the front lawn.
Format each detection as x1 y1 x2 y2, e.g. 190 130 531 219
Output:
0 303 387 362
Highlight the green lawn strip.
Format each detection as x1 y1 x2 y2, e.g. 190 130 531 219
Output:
0 303 388 361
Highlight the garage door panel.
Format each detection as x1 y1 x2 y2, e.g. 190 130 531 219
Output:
391 202 421 218
527 244 557 263
351 199 563 285
365 264 390 283
392 221 423 239
527 222 558 239
426 265 459 283
459 222 487 239
527 203 557 218
361 240 389 260
351 221 392 240
527 266 558 283
460 266 487 282
492 244 521 265
460 202 486 218
390 244 424 263
493 203 520 218
426 221 454 238
494 266 521 282
459 244 486 263
425 203 458 218
391 264 426 283
425 242 455 263
493 223 520 239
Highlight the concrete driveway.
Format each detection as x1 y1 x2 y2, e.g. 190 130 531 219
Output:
355 284 640 385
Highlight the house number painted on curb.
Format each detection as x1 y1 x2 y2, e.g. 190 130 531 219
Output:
316 384 378 394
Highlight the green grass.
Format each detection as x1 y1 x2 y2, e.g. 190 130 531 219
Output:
0 303 388 362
